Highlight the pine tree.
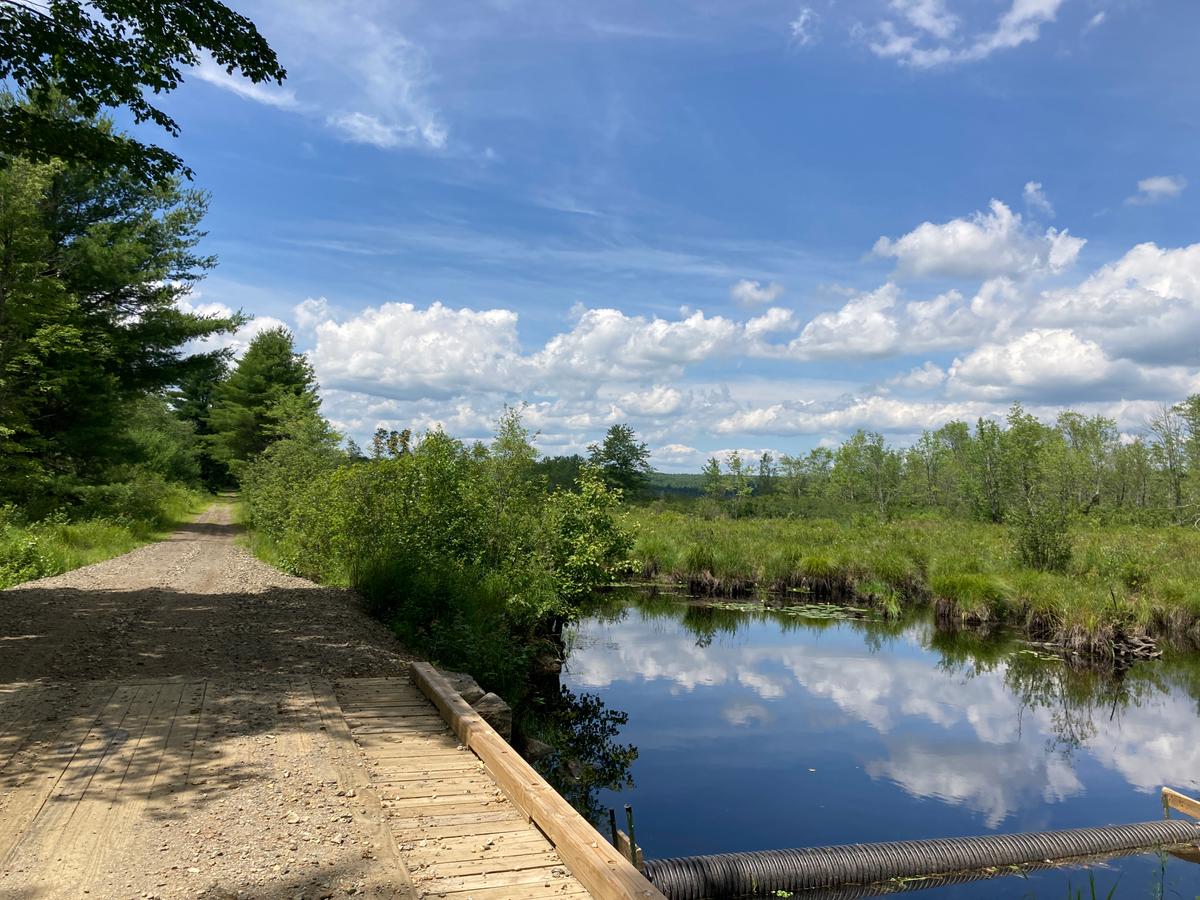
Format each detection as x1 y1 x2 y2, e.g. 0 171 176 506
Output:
206 327 317 471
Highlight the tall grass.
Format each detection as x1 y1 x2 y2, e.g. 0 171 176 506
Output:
0 486 207 589
629 509 1200 654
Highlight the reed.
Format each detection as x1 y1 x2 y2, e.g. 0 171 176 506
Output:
628 508 1200 655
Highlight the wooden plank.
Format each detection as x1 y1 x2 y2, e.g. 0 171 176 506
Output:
368 756 482 774
388 809 525 830
377 775 497 796
146 680 207 805
423 849 562 877
0 685 118 864
412 661 665 900
393 819 543 841
308 679 416 889
405 832 551 863
384 797 507 817
420 865 580 894
432 885 589 900
1163 787 1200 820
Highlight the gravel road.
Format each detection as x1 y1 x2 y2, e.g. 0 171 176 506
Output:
0 499 418 899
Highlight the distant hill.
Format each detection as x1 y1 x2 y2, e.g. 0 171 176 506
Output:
645 471 705 497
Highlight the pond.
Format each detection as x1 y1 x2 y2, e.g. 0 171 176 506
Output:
561 591 1200 898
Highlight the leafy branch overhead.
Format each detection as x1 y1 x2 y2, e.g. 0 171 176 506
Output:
0 0 286 181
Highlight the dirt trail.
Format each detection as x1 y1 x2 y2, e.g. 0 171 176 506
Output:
0 499 417 899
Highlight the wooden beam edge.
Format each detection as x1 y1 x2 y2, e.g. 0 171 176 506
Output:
410 661 667 900
1163 786 1200 821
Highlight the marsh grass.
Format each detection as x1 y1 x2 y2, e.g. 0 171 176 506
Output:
629 509 1200 652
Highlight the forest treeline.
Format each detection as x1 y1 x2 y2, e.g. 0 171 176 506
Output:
698 404 1200 526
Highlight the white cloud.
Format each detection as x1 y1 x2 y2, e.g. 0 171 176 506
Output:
536 307 740 380
873 200 1084 279
651 443 704 467
192 55 298 109
293 297 330 331
310 301 525 400
176 296 288 358
1034 242 1200 366
946 329 1134 400
787 283 902 358
889 0 959 40
1127 175 1187 205
1022 181 1054 217
887 361 947 390
716 395 996 437
867 0 1066 68
196 1 447 152
619 385 685 417
744 307 797 341
789 8 819 46
730 279 784 306
1083 11 1106 32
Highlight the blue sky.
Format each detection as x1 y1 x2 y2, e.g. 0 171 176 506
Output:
160 0 1199 469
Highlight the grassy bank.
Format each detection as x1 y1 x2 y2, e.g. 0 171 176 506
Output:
0 486 209 589
629 509 1200 659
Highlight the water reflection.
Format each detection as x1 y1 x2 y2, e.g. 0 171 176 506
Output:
563 592 1200 896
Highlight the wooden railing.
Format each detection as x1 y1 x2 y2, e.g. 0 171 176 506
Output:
410 661 667 900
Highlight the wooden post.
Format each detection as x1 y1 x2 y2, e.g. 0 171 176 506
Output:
1162 787 1200 821
411 661 666 900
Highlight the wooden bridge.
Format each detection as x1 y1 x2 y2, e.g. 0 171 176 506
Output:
0 665 665 899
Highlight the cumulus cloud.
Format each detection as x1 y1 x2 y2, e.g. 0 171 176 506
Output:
309 301 525 400
715 395 996 436
1022 181 1054 217
619 385 685 417
887 361 947 390
946 329 1137 401
176 296 288 357
867 0 1066 68
1127 175 1187 205
787 284 902 358
1033 242 1200 366
536 307 740 380
873 200 1084 279
730 279 785 306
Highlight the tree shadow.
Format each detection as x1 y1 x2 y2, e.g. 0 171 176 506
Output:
0 584 411 683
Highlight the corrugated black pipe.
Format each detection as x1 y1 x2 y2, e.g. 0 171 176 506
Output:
642 819 1200 899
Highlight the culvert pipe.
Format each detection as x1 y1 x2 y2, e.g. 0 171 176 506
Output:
642 819 1200 899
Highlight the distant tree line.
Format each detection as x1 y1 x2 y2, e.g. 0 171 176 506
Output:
695 402 1200 570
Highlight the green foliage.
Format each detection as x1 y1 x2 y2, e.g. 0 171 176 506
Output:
243 410 632 702
701 456 724 500
0 130 241 499
0 3 284 182
0 483 204 588
206 327 317 473
588 424 651 497
543 467 634 603
627 507 1200 647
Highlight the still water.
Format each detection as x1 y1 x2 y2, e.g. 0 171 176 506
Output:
562 593 1200 898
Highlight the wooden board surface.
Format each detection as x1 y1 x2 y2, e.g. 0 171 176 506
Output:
409 663 666 900
337 675 598 899
0 678 415 898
